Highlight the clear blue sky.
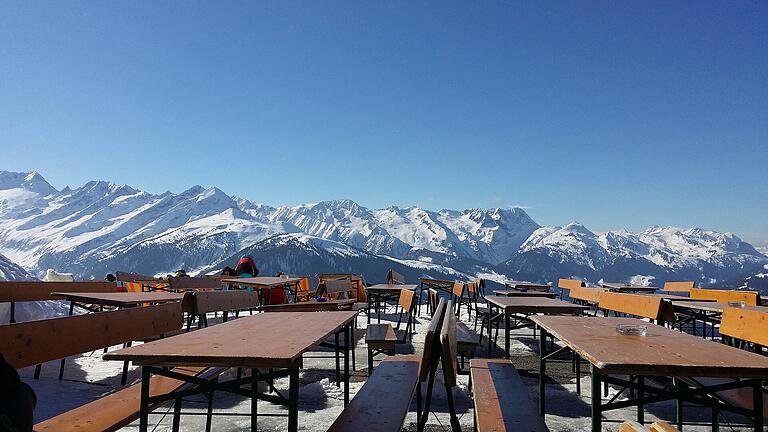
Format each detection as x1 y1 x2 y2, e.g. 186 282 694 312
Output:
1 1 766 243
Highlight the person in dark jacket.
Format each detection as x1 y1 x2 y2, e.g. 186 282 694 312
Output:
0 354 36 432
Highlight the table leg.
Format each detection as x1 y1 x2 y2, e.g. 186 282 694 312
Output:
335 331 341 387
367 294 372 324
417 283 423 316
139 366 150 432
251 369 258 432
504 310 510 359
344 323 350 406
754 379 763 431
538 325 547 416
591 365 602 432
487 304 493 358
637 376 645 424
288 368 299 432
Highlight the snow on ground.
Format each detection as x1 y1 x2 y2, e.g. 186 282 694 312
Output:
23 297 757 431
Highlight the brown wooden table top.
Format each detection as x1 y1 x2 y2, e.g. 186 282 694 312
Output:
485 296 588 314
221 277 303 287
531 316 768 377
645 293 715 302
419 278 454 286
673 301 768 314
51 291 185 307
104 311 357 368
601 282 658 293
493 290 557 298
504 281 551 290
365 284 418 294
257 299 354 312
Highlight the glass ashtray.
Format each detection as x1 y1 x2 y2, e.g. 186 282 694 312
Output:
616 324 648 336
727 301 746 308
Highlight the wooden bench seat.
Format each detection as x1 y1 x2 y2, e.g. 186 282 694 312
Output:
366 323 397 374
620 420 678 432
470 358 549 432
326 356 420 432
34 366 224 432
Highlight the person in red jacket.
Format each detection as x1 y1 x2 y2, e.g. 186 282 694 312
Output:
234 256 286 305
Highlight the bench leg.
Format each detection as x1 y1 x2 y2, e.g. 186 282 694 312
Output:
205 391 214 432
335 331 341 387
753 379 763 431
344 324 350 406
351 318 357 372
33 364 41 379
251 369 258 432
139 367 150 432
445 384 461 432
539 326 547 416
591 366 602 432
172 396 182 432
417 368 436 432
367 348 373 376
637 376 644 424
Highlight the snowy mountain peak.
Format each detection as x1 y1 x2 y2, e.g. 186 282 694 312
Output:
0 170 58 195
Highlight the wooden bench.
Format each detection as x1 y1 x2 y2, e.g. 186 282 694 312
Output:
470 359 549 432
187 289 261 328
683 307 768 427
661 281 695 293
597 292 674 325
386 269 406 285
689 288 761 306
164 276 224 292
365 289 417 374
330 298 448 432
620 420 678 432
0 281 119 323
558 278 585 299
318 273 367 302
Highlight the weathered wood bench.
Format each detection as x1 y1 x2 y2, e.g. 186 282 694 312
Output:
386 269 405 285
597 291 675 326
620 420 678 432
330 298 448 432
558 278 585 300
683 307 768 428
0 280 119 323
365 289 416 374
689 287 761 306
660 281 695 293
185 289 261 329
470 359 549 432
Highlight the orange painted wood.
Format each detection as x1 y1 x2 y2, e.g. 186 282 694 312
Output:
0 303 182 369
51 291 185 307
720 306 768 346
470 359 550 432
485 296 588 315
0 281 118 302
558 278 585 291
662 281 695 293
568 286 603 304
398 288 415 313
531 316 768 377
327 356 419 432
689 288 760 306
191 290 260 314
34 366 212 432
598 292 673 321
650 421 679 432
104 311 357 368
452 281 464 297
619 421 649 432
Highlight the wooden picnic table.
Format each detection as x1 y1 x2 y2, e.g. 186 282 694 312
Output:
485 296 588 359
222 277 304 304
601 282 658 293
365 284 417 324
532 316 768 431
493 290 557 298
504 280 552 292
104 311 357 432
257 299 354 312
418 277 454 315
51 291 186 308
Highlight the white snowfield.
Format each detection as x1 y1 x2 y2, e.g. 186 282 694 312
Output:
0 170 764 285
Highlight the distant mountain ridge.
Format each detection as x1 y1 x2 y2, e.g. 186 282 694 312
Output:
0 170 764 289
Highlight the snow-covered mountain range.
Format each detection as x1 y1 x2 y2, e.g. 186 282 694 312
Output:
0 170 765 288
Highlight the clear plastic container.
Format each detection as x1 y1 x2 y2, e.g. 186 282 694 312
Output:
616 324 648 336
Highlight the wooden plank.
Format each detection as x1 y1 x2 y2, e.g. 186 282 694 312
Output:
485 296 588 315
115 272 156 283
258 299 353 312
558 278 585 291
398 288 415 313
689 288 760 306
619 421 649 432
494 290 557 298
419 277 454 286
167 276 223 291
34 366 212 432
51 291 185 307
327 356 419 432
386 269 405 285
568 286 603 304
602 282 658 293
104 311 357 368
662 281 695 293
531 316 768 377
505 280 551 291
440 300 458 387
420 299 447 381
720 306 768 346
452 281 464 298
598 292 673 321
192 290 260 315
0 281 118 302
222 276 303 288
674 302 768 314
470 359 550 432
0 303 182 369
